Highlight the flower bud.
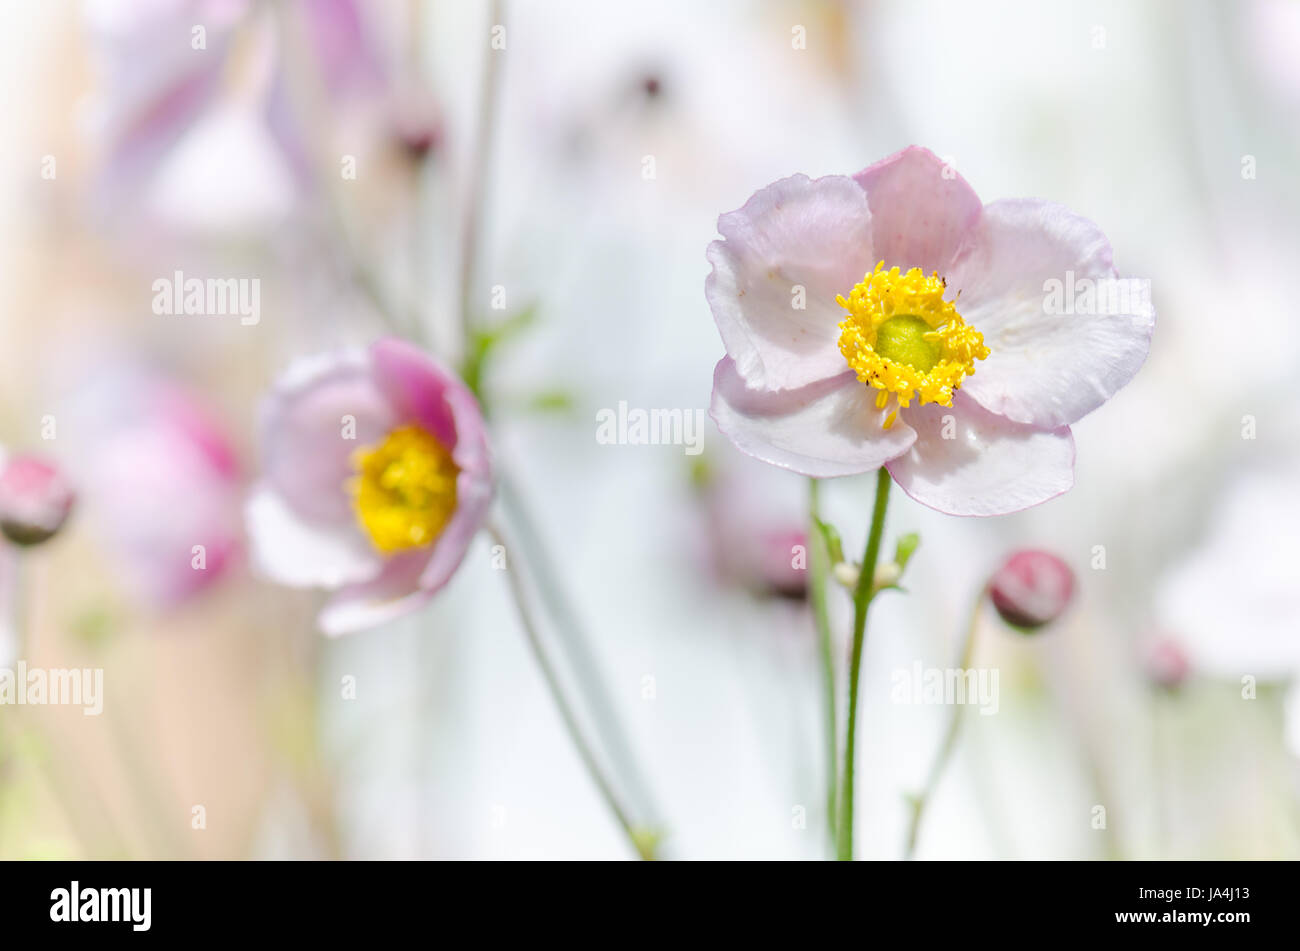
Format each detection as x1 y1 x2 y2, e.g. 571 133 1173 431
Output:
0 454 75 546
752 528 808 600
1143 635 1190 690
988 549 1074 631
832 561 901 594
390 87 443 162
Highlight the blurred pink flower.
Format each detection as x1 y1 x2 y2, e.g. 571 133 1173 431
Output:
0 454 76 547
988 549 1075 631
696 452 807 599
1143 635 1191 690
85 0 252 204
707 146 1154 515
247 339 493 635
85 0 388 212
69 370 243 607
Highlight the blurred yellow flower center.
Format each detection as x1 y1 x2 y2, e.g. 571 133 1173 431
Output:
837 262 989 429
350 424 458 554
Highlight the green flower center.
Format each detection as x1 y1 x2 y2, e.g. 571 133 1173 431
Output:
871 315 943 373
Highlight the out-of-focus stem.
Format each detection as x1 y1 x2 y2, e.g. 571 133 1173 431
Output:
2 557 119 858
904 590 985 860
808 478 837 847
458 0 505 365
497 473 661 832
487 520 655 860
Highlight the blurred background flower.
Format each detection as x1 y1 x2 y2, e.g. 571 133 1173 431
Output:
59 364 243 608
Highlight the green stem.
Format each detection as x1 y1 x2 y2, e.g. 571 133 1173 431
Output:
458 0 505 367
487 520 655 860
904 589 985 860
808 479 837 847
835 467 891 861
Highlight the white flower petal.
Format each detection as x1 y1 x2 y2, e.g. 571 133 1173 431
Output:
706 174 875 391
886 396 1075 516
710 358 915 478
246 483 383 589
948 198 1154 429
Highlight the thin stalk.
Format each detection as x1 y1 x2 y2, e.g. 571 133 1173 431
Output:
458 0 505 362
835 467 891 861
105 706 191 859
904 590 985 859
487 520 655 860
497 473 661 829
3 556 121 858
808 478 837 847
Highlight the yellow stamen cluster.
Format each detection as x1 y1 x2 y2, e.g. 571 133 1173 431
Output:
836 262 989 427
350 424 459 554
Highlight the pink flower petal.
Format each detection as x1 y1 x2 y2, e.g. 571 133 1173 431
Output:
706 174 875 391
259 350 395 525
370 338 462 449
85 0 249 208
319 549 439 637
947 198 1155 429
300 0 385 97
886 395 1075 516
416 373 493 595
710 358 916 478
851 145 982 274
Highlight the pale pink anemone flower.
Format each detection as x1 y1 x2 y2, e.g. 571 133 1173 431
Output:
707 146 1155 516
71 371 243 607
246 339 493 635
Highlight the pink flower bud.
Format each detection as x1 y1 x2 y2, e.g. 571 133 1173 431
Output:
0 454 76 546
1143 635 1190 690
390 87 443 161
989 549 1074 631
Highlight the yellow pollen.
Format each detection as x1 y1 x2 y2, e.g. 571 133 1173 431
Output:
350 424 459 554
836 261 990 410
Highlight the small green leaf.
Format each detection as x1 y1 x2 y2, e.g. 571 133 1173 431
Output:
462 302 541 399
689 456 714 491
473 301 540 350
525 389 576 413
893 532 921 572
813 518 845 565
